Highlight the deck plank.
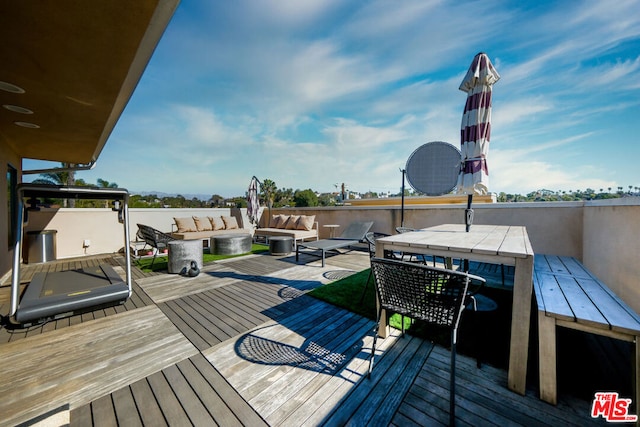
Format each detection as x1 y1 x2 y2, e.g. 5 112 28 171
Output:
91 394 118 427
74 354 267 427
189 354 269 426
112 386 143 427
176 358 242 427
129 378 168 427
319 333 423 426
136 262 240 303
146 370 192 426
163 364 218 426
0 306 197 426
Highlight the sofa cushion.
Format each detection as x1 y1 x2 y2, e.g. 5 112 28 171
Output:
272 214 288 229
171 228 250 240
297 215 315 231
174 216 197 233
285 215 300 230
254 227 317 240
208 216 225 230
222 215 239 230
193 216 212 231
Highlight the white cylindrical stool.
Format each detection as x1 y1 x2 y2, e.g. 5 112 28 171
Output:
168 240 203 274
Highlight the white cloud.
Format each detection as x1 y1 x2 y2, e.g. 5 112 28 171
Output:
489 145 618 195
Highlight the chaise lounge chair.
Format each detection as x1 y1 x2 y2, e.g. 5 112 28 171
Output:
295 221 374 267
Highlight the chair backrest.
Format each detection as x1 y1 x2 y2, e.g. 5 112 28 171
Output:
136 223 173 248
338 221 374 240
370 257 483 328
395 226 417 234
364 232 389 258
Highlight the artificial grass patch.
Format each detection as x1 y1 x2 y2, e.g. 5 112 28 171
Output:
135 243 269 272
308 269 412 331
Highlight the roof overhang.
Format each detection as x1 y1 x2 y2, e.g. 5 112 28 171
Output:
0 0 179 165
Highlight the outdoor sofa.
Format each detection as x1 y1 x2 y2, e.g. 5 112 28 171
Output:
254 214 319 249
170 215 253 241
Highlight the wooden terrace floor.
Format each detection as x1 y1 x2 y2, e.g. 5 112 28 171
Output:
0 250 615 426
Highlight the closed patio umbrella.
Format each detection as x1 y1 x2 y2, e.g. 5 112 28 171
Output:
457 52 500 231
247 176 260 226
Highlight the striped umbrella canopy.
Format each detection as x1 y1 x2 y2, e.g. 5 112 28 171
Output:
457 52 500 196
247 176 260 226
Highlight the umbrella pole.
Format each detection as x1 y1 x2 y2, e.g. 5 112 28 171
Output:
400 168 406 228
463 194 474 272
465 194 474 232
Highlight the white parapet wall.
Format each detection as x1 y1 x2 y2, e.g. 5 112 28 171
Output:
21 207 257 261
582 198 640 314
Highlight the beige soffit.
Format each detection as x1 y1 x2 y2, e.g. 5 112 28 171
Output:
0 0 180 165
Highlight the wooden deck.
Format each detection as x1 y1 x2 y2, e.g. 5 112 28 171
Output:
0 250 619 426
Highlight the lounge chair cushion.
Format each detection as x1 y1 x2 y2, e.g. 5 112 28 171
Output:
174 217 197 233
297 215 315 231
193 216 212 231
222 215 239 230
208 216 225 230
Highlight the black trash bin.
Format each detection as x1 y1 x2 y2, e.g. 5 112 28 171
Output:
25 230 57 263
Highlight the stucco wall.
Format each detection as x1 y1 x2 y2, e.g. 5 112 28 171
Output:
21 207 256 260
24 209 127 260
583 198 640 313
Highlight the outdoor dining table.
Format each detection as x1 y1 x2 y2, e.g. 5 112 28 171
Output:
375 223 535 396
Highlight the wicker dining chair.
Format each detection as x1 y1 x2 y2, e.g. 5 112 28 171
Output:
368 257 485 426
360 231 391 304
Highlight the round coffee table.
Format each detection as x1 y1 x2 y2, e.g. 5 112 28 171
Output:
210 234 252 255
269 236 293 255
168 239 203 274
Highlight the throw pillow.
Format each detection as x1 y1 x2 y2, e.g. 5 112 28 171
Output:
296 215 315 231
285 215 301 230
273 214 288 229
222 215 239 229
270 214 281 228
174 217 197 233
193 216 212 231
208 216 225 230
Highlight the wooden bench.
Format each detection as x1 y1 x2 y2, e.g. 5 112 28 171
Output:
533 254 640 411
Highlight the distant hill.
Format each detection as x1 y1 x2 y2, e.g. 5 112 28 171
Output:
131 190 213 201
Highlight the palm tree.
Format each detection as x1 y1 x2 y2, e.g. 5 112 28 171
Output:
97 179 119 207
32 162 76 207
260 178 277 222
260 179 277 208
97 178 117 189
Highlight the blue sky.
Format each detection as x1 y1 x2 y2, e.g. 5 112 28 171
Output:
30 0 640 198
